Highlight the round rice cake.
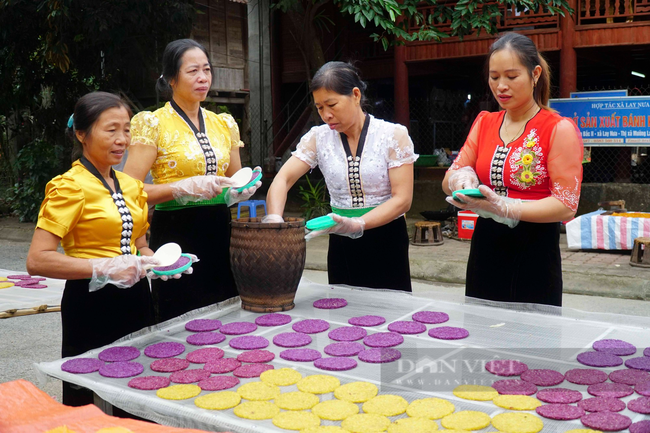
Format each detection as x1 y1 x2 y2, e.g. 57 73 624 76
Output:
156 384 201 400
300 427 350 433
236 349 275 363
98 346 140 362
128 376 171 390
324 342 365 357
314 357 357 372
194 391 241 410
453 384 498 401
592 339 636 356
237 381 281 401
637 380 650 396
587 382 633 398
342 414 391 433
280 348 322 362
312 399 359 420
185 318 222 332
358 348 401 364
578 396 626 412
363 332 404 348
406 397 455 419
150 358 190 372
204 358 241 374
297 374 341 394
349 315 386 327
520 369 565 386
362 395 409 416
220 321 257 335
261 367 302 386
255 313 292 326
535 403 585 420
144 342 185 358
313 297 347 309
630 420 650 433
61 358 104 374
387 321 427 335
335 381 378 403
328 326 367 342
0 277 7 281
485 359 529 377
229 336 269 350
233 401 280 420
492 379 538 396
491 412 543 433
493 395 543 411
99 361 143 378
387 417 439 433
274 332 313 348
565 430 603 433
609 368 650 385
293 319 330 334
581 412 631 431
577 351 623 368
169 368 210 384
412 311 449 324
628 396 650 414
565 368 608 385
0 282 15 289
186 332 226 346
273 411 321 430
233 363 274 378
626 356 650 371
536 388 583 404
198 376 240 391
441 411 491 431
274 391 320 410
428 326 469 340
186 347 224 364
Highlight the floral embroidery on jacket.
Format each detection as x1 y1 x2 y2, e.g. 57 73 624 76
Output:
510 129 547 189
552 177 580 212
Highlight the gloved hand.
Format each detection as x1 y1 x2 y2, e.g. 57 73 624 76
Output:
447 166 480 192
261 214 284 223
88 255 160 292
224 167 263 207
171 175 234 205
304 213 366 241
148 254 199 281
446 185 523 228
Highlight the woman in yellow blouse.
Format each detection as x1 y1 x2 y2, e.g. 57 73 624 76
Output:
27 92 159 406
124 39 259 322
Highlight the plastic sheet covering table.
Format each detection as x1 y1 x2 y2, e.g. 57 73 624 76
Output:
567 210 650 250
0 268 66 318
36 278 650 432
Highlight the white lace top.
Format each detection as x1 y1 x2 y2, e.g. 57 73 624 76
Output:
292 115 418 209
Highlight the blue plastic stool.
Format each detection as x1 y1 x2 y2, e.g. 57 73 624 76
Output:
237 200 267 218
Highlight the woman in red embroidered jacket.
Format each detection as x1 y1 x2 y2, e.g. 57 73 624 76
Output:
442 32 583 307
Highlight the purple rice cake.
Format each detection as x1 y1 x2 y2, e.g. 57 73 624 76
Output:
273 332 312 348
630 420 650 433
198 375 240 391
220 321 258 335
204 358 241 374
98 346 140 362
536 388 583 404
185 319 222 332
13 278 46 286
328 326 367 342
578 397 626 412
229 336 269 350
237 350 275 363
628 396 650 414
412 311 449 324
358 348 402 364
255 313 292 326
324 342 365 357
637 380 650 397
153 255 191 273
363 332 404 348
150 358 190 372
565 368 608 385
144 341 185 358
21 283 48 289
292 319 330 334
6 274 32 279
348 315 386 327
314 357 357 371
581 412 631 431
99 361 144 378
593 339 637 356
387 321 427 335
485 360 529 377
186 332 226 346
587 382 634 398
170 368 211 384
626 356 650 371
577 351 623 367
233 363 274 378
61 358 104 374
609 368 650 385
535 403 585 420
645 347 650 357
521 369 565 386
428 326 469 340
186 347 225 364
128 376 171 390
492 379 538 396
280 348 322 362
313 298 348 309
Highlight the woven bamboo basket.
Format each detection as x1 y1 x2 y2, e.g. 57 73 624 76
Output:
230 217 306 312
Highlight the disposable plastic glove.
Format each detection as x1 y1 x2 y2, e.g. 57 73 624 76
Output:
148 254 199 281
261 214 284 223
171 175 234 205
447 166 480 192
446 185 523 228
304 213 366 241
224 167 263 207
88 255 160 292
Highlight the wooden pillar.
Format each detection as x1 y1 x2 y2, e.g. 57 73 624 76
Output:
559 0 578 97
394 44 410 128
270 8 285 154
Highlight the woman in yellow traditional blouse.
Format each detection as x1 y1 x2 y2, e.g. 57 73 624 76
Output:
124 39 259 322
27 92 159 406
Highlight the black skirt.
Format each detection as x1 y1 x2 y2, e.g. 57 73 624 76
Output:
328 217 412 292
149 204 238 323
465 217 563 306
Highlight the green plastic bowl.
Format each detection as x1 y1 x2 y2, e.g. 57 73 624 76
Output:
415 155 438 167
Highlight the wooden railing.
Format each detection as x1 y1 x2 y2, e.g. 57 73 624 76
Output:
578 0 650 25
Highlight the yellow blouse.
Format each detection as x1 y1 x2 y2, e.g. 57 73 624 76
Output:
36 161 149 259
130 102 244 184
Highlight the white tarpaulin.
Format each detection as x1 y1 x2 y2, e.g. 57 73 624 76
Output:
0 269 66 316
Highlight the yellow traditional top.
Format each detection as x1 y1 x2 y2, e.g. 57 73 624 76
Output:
130 102 244 184
36 161 149 259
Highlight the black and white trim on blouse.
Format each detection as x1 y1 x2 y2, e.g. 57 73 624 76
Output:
340 114 371 208
170 99 218 175
491 145 510 197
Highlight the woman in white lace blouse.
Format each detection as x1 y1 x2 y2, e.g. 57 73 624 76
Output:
264 62 418 291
